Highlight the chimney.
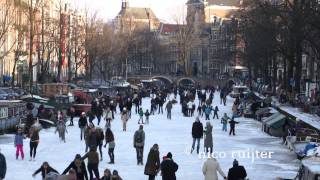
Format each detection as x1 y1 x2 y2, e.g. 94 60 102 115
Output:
122 0 129 10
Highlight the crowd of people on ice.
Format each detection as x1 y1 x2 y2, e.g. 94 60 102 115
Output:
0 84 250 180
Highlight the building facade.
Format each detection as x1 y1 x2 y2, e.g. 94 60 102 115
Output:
0 0 85 86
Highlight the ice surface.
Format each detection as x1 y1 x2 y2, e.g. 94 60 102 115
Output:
0 93 299 180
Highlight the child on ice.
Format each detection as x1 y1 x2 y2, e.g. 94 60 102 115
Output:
138 108 144 124
145 109 150 124
14 128 24 160
221 113 229 132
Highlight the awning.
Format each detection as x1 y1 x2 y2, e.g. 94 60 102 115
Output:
262 112 281 123
255 107 270 116
266 114 287 128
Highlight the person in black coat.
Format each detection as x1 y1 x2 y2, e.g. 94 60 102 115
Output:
32 162 59 179
229 118 239 136
79 112 88 141
0 150 6 180
213 106 219 119
227 159 247 180
62 154 88 180
191 117 203 154
96 102 103 125
160 152 178 180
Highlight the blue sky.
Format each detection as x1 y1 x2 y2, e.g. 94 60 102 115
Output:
72 0 187 22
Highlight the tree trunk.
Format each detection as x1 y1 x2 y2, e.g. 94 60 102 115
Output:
29 18 34 92
295 43 302 93
57 48 62 82
272 56 277 94
11 56 18 88
68 50 72 82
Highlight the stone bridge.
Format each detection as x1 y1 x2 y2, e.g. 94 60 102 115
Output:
127 75 228 86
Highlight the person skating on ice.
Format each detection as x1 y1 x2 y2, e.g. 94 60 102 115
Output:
191 117 203 154
221 113 230 132
229 117 239 136
138 108 144 124
134 125 145 165
227 159 247 180
144 144 160 180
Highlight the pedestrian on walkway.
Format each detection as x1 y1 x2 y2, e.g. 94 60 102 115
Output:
144 144 160 180
134 125 145 165
14 128 24 160
191 117 203 154
79 112 88 141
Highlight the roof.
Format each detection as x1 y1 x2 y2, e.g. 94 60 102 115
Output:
208 0 241 6
186 0 205 4
278 106 320 130
159 23 185 35
119 7 159 21
265 114 286 128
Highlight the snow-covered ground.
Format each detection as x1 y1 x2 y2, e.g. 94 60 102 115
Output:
0 93 300 180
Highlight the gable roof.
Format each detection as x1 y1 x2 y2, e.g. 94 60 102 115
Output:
119 7 159 21
208 0 241 6
159 23 185 35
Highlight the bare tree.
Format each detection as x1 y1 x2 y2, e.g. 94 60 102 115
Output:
171 8 196 76
0 1 16 60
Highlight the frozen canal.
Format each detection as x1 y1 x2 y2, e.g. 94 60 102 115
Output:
0 93 299 180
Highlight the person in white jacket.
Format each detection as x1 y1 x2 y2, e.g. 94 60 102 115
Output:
202 157 227 180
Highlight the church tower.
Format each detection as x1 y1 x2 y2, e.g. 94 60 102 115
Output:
186 0 207 33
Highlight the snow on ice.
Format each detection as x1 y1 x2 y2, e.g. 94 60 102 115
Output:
0 93 300 180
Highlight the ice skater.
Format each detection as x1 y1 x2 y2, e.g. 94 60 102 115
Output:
14 128 24 160
221 113 230 132
138 108 144 124
229 118 239 136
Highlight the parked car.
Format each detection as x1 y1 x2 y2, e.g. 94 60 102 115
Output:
12 88 27 96
1 88 19 99
0 89 9 100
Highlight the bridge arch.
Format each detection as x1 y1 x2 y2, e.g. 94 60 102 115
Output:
177 77 196 87
151 76 174 85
